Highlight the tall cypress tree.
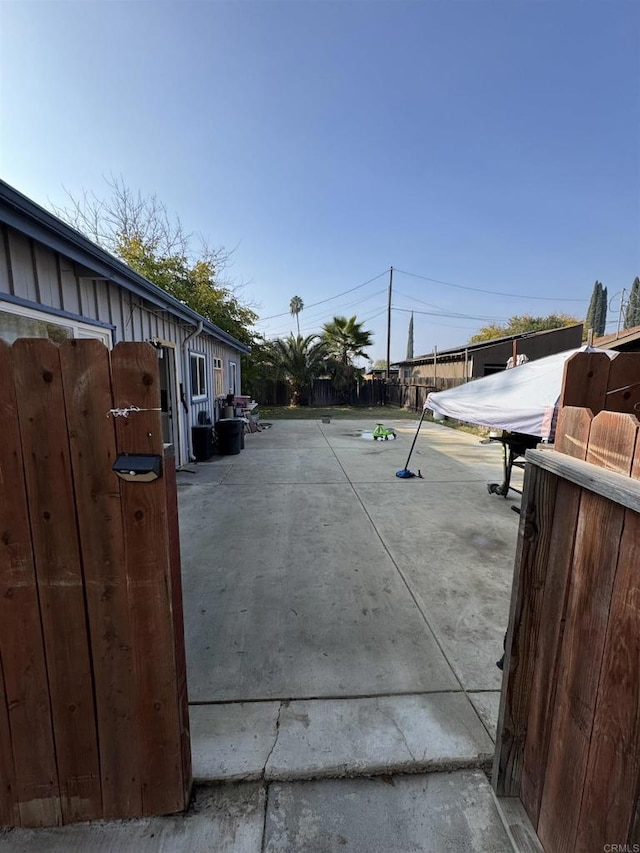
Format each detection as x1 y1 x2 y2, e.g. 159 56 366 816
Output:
585 281 599 334
595 284 608 336
406 312 414 359
624 277 640 329
585 281 607 336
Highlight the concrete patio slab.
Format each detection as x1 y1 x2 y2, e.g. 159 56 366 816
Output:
333 445 499 483
354 480 517 690
177 459 233 486
244 423 329 450
190 701 280 781
221 447 348 484
180 480 459 702
263 770 514 852
0 784 265 853
265 693 493 780
468 692 502 741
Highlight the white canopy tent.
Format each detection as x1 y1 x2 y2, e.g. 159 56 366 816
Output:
425 346 614 440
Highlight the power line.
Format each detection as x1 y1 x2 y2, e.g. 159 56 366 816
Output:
393 288 447 312
393 306 511 322
395 268 588 302
256 269 389 323
264 288 388 336
265 304 388 341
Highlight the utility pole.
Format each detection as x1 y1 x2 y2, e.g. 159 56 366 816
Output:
617 288 627 338
386 266 393 380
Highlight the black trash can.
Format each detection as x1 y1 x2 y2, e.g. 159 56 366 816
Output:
192 425 215 461
216 418 242 455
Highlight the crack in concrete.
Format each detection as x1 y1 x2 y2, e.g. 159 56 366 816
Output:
262 701 283 779
259 781 270 853
378 703 417 763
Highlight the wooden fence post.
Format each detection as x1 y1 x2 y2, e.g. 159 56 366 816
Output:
493 462 559 796
59 340 142 819
537 412 639 852
12 339 101 824
0 342 60 827
574 418 640 850
111 342 188 817
519 407 592 826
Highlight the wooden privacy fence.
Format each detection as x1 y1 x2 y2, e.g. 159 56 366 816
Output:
494 363 640 849
0 339 190 827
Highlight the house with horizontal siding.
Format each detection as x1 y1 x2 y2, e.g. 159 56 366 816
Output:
0 180 249 467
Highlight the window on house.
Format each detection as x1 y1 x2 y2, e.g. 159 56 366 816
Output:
229 361 237 395
213 357 224 397
190 352 207 400
0 304 112 347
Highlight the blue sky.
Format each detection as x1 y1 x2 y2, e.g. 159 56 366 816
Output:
1 1 638 362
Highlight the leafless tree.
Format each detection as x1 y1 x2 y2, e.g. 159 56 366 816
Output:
50 174 230 272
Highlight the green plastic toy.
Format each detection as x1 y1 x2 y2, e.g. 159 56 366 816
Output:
373 423 396 440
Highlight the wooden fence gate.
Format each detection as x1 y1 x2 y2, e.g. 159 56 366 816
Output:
494 351 640 852
0 339 190 827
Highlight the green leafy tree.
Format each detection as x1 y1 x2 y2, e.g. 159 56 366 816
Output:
118 236 257 347
268 334 328 405
585 281 607 337
469 313 581 343
624 277 640 329
406 312 414 359
289 295 304 336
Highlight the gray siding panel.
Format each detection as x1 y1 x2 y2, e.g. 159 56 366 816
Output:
34 243 61 308
0 227 12 294
7 230 37 302
123 293 136 342
108 285 124 342
95 279 111 324
59 258 81 314
78 277 94 318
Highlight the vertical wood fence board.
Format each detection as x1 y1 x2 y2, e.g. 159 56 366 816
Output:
553 406 593 459
558 351 611 413
585 411 640 474
164 451 192 801
538 492 625 853
631 804 640 846
0 342 61 827
605 353 640 416
520 408 592 827
0 656 18 826
111 343 185 817
576 506 640 849
12 339 101 824
493 465 559 797
59 340 142 819
537 412 637 853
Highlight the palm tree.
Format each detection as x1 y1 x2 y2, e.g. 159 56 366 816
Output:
321 315 374 403
289 295 304 336
269 333 327 405
321 315 373 366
